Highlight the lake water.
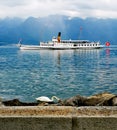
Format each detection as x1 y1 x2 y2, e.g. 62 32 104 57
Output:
0 45 117 102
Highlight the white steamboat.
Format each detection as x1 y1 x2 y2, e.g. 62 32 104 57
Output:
19 32 104 50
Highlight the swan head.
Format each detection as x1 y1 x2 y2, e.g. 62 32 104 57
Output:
51 96 60 102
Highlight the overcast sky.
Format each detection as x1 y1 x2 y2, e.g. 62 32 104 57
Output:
0 0 117 19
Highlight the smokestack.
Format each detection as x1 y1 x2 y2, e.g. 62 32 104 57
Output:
57 32 61 43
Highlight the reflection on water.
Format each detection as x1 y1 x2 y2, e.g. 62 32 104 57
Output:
0 46 117 101
106 48 110 56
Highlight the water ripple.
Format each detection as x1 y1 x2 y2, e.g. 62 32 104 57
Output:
0 46 117 101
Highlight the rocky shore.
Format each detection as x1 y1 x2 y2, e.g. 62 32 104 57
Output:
1 92 117 107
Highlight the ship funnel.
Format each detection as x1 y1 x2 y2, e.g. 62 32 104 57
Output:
57 32 61 43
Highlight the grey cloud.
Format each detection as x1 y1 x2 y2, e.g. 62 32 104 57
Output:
0 0 117 18
0 0 27 7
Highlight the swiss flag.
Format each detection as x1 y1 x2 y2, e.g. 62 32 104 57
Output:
105 42 110 46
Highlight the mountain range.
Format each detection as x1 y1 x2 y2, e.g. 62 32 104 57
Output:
0 15 117 45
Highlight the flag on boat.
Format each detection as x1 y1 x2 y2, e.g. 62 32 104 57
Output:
105 41 110 46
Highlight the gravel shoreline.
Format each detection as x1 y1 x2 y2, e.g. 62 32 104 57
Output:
0 106 117 117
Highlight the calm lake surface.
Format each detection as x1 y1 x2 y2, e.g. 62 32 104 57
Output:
0 45 117 102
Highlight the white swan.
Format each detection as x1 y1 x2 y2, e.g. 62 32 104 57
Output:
36 96 60 103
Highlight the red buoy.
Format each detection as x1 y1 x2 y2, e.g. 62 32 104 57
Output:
105 42 110 46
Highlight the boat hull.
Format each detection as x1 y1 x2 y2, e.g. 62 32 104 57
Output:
19 45 104 50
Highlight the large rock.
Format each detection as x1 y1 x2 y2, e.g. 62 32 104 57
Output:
60 95 86 106
3 99 38 106
60 92 117 106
